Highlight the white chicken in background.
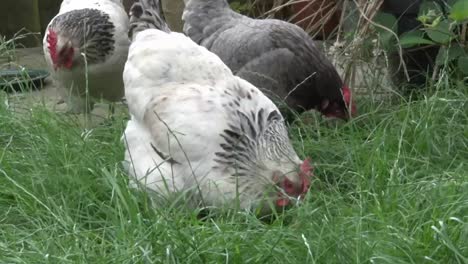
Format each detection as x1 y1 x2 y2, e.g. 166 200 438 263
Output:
123 0 313 214
43 0 130 113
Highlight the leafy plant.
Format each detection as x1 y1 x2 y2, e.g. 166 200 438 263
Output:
375 0 468 83
229 0 251 15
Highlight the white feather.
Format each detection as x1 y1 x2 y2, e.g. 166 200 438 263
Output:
123 29 299 210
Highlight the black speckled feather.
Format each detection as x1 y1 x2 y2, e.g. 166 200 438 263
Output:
50 8 115 65
214 106 291 177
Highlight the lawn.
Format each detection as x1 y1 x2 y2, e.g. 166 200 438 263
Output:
0 84 466 263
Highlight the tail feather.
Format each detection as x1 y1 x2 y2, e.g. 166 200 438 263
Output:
128 0 170 40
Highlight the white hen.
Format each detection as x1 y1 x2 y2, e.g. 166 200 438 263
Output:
43 0 130 113
123 0 313 213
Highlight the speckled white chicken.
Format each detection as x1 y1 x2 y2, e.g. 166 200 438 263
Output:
123 0 313 213
43 0 130 113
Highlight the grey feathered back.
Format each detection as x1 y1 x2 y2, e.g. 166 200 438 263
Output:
183 0 346 114
182 0 240 44
128 0 170 40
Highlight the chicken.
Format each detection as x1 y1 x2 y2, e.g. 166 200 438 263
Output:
43 0 130 113
182 0 356 120
123 0 313 214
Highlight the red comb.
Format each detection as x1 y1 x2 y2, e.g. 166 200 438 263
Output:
342 85 357 116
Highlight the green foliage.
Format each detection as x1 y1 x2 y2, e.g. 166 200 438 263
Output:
375 0 468 83
229 1 251 15
0 84 467 263
399 30 436 48
424 20 456 44
458 56 468 74
373 12 399 51
450 0 468 21
419 1 468 81
435 44 465 65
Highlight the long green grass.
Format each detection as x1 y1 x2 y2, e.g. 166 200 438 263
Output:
0 84 467 263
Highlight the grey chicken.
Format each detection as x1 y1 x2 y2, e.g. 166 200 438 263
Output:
182 0 357 120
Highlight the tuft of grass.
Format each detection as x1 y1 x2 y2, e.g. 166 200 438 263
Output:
1 30 40 67
0 82 467 263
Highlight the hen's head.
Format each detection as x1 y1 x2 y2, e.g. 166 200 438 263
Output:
319 85 357 120
47 29 79 71
272 158 313 208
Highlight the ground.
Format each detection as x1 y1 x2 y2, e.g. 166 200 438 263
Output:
0 47 467 263
7 47 62 111
5 47 126 127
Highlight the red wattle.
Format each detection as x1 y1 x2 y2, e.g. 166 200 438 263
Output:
47 30 58 66
276 198 290 207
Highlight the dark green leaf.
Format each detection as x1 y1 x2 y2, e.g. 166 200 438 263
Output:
374 12 398 34
436 46 448 66
435 44 466 65
380 33 398 52
449 0 468 22
374 12 399 52
399 31 436 48
447 44 466 60
457 56 468 74
456 80 466 89
425 20 455 44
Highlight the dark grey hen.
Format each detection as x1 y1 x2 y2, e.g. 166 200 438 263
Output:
182 0 357 120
